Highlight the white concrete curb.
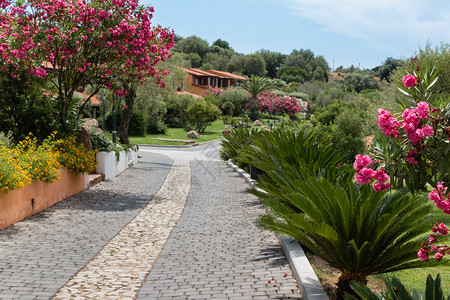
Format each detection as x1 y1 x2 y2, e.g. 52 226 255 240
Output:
227 160 328 300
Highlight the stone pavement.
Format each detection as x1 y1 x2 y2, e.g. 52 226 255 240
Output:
0 140 302 299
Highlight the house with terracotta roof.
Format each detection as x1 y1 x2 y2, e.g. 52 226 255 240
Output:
181 68 246 96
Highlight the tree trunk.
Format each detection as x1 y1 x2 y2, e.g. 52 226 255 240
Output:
336 272 367 299
117 84 136 145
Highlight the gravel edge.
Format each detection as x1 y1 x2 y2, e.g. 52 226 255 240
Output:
226 160 328 300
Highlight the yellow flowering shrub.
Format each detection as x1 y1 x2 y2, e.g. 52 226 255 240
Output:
0 144 31 193
53 137 97 174
15 135 60 184
0 133 96 194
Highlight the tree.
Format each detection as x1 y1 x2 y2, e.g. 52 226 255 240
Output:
243 54 267 77
281 49 329 81
227 54 246 74
201 53 228 71
256 49 286 78
379 57 403 82
175 35 209 59
212 38 232 50
277 66 307 83
343 72 379 92
0 0 175 140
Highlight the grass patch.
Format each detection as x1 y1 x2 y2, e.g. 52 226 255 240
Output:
127 119 225 145
372 267 450 294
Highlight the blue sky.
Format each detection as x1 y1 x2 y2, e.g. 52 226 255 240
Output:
145 0 449 70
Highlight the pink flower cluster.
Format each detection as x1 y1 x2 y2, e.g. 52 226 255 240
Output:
418 222 449 262
200 87 223 99
402 75 417 88
401 102 433 144
378 102 433 145
257 92 302 117
353 155 390 192
0 0 175 88
377 109 399 138
429 182 450 214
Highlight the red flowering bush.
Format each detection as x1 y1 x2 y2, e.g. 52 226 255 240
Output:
0 0 174 132
200 87 223 99
257 91 302 117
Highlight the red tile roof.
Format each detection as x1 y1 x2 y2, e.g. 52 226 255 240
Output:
185 68 219 77
185 68 245 80
206 70 246 80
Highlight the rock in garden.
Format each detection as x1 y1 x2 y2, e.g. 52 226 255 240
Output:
187 130 200 139
82 118 102 133
225 125 234 129
253 120 263 126
76 127 93 151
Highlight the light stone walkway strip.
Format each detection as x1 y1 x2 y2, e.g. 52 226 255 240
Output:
52 161 191 300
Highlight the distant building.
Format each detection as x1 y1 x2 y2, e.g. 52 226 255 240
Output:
180 68 246 96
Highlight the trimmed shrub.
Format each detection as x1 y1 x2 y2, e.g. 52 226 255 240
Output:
146 119 168 134
183 100 221 133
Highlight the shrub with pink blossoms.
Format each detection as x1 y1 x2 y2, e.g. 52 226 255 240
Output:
418 222 449 262
257 91 302 117
353 154 391 192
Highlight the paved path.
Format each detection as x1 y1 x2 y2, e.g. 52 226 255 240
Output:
0 140 301 299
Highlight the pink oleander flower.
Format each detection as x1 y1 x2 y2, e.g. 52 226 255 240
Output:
407 132 421 144
407 149 419 165
373 169 389 184
429 183 450 215
355 172 372 185
417 248 429 261
402 75 417 88
360 167 374 179
421 125 433 137
377 109 399 138
416 102 430 119
435 252 444 261
372 182 391 192
438 222 448 236
429 233 437 244
123 104 128 109
354 154 372 172
402 108 418 125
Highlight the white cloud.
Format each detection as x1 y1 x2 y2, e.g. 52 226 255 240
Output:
285 0 450 48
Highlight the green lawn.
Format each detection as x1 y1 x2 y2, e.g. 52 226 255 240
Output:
127 119 226 145
372 267 450 294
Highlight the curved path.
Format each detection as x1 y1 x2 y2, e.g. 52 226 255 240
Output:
0 140 301 299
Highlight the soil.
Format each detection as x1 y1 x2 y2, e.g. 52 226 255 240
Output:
308 255 386 299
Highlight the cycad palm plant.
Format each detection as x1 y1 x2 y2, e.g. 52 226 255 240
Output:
240 75 273 117
233 130 449 298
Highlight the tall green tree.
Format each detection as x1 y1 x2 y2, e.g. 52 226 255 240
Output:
379 57 403 82
243 54 267 77
175 35 209 59
256 49 286 78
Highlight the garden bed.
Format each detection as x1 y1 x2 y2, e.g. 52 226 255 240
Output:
0 167 88 230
